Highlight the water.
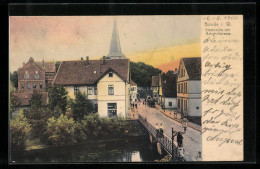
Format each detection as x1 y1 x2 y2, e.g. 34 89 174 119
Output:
11 136 162 163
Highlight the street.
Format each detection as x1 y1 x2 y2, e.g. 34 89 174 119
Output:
136 99 202 161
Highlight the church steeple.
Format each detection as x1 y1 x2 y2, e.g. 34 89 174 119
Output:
107 18 126 59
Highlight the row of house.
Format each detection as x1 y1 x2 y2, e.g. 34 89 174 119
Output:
13 19 139 119
152 57 202 125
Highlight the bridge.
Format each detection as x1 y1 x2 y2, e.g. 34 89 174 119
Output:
138 114 185 162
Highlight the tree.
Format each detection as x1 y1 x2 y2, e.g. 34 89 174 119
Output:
27 90 51 139
47 85 68 114
30 90 42 108
44 114 79 146
71 92 95 121
9 81 17 119
55 61 61 72
10 71 18 89
130 62 162 87
10 110 31 150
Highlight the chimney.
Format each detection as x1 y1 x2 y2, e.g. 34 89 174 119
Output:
103 56 106 65
42 59 45 68
81 57 83 60
23 62 25 66
86 56 89 65
29 57 34 62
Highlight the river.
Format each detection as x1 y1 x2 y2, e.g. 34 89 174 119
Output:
11 136 163 163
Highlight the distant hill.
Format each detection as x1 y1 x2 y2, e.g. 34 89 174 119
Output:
130 62 162 87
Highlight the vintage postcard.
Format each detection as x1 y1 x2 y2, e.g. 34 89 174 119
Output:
9 15 243 163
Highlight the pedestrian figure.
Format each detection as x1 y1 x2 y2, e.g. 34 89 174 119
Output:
174 112 177 118
159 123 164 138
177 132 183 147
184 126 187 132
143 101 144 105
196 151 201 159
135 103 137 109
178 147 185 158
132 103 134 108
155 123 159 138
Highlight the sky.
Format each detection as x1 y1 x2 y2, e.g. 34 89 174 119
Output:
9 16 201 72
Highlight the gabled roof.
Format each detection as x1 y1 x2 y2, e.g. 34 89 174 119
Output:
36 61 56 73
53 59 129 86
19 58 43 71
181 57 201 80
14 92 48 106
151 76 159 87
130 80 137 86
162 73 177 97
94 67 127 83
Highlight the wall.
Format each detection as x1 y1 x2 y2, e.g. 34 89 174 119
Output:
97 71 127 118
188 81 201 98
65 86 97 101
188 98 202 117
164 97 177 109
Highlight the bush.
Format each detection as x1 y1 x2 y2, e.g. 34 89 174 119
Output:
44 114 85 146
10 110 31 150
79 114 129 138
71 92 95 121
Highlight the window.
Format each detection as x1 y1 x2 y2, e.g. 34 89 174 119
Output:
94 86 97 95
88 87 93 95
108 85 114 95
184 100 187 111
183 69 185 76
178 99 180 109
21 84 24 89
184 83 186 93
24 71 29 79
169 102 172 106
33 83 37 89
181 83 183 93
107 103 117 117
40 83 43 89
35 71 40 79
28 83 31 89
74 86 79 95
109 72 113 77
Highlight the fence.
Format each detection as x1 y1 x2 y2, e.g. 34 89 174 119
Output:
138 115 185 161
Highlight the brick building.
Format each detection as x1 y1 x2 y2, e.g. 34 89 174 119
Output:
14 57 56 110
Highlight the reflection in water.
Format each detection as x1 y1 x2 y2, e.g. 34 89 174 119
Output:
131 152 142 162
11 136 162 163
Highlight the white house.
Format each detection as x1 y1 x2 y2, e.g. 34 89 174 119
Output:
53 57 131 118
177 57 201 125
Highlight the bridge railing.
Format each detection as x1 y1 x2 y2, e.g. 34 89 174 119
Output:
138 114 184 161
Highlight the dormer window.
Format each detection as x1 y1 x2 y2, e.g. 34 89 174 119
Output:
109 72 113 77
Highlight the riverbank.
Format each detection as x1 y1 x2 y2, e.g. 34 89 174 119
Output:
11 136 162 163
